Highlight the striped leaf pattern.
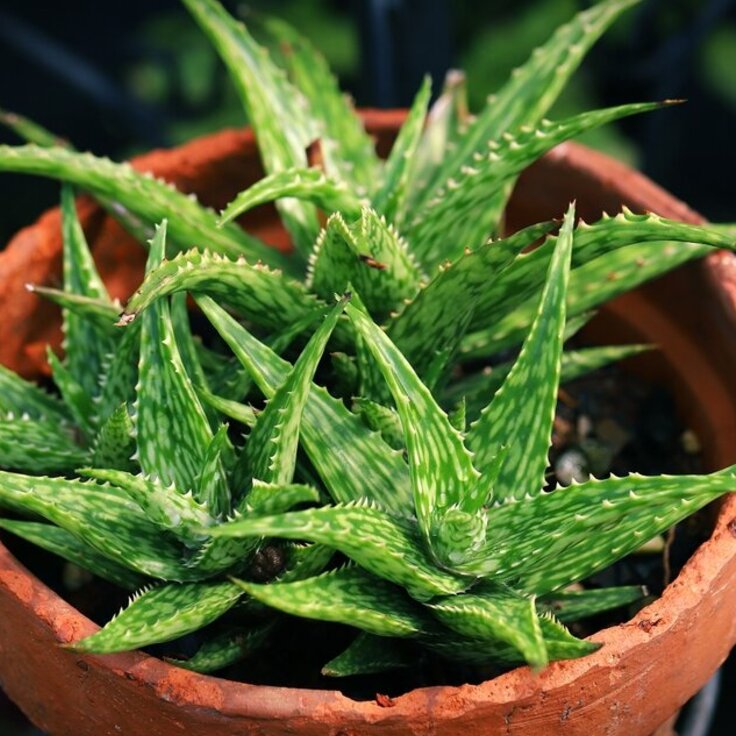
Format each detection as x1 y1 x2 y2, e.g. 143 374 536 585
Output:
71 581 243 653
134 223 223 507
123 249 324 332
386 221 556 383
446 343 651 421
212 503 470 600
539 585 645 624
242 481 320 516
46 349 96 439
413 0 641 232
219 167 364 226
415 0 640 212
0 363 71 423
429 589 548 669
172 622 274 673
232 566 432 637
59 184 117 398
96 320 140 425
0 144 284 267
197 296 412 513
262 16 380 192
407 102 666 267
373 76 432 223
424 612 598 666
0 518 146 590
197 389 257 428
79 468 215 546
464 211 730 353
466 204 575 503
195 425 233 515
406 70 470 212
242 298 347 486
321 633 414 677
0 471 193 580
181 0 319 257
0 416 87 473
91 403 137 472
307 209 423 319
345 301 480 539
4 0 736 675
459 467 736 592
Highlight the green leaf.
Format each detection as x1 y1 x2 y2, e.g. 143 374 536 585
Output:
79 467 215 546
0 470 193 580
91 403 137 472
539 585 646 624
0 363 71 423
278 542 335 583
464 210 731 354
0 109 157 244
447 398 466 433
122 249 324 334
429 588 547 669
535 613 600 660
96 320 140 425
182 0 319 257
261 15 380 192
241 297 347 487
195 425 232 516
407 102 670 267
0 108 70 148
46 348 96 439
307 209 423 320
197 388 257 427
170 293 222 431
386 221 556 385
0 144 286 268
170 622 274 673
242 480 320 516
59 184 117 398
0 416 87 474
459 466 736 593
373 76 431 223
197 296 412 513
183 485 321 579
424 611 598 666
353 399 404 451
407 70 470 211
27 285 120 331
134 223 225 512
212 502 469 601
466 204 575 504
345 301 480 541
321 633 415 677
232 566 431 637
70 581 243 654
218 167 364 226
414 0 641 222
0 518 146 590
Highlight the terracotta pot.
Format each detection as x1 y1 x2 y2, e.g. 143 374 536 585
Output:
1 112 735 736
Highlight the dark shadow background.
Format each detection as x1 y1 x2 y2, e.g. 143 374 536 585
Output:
0 1 734 734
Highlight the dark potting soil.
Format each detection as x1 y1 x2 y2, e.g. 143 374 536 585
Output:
0 362 714 702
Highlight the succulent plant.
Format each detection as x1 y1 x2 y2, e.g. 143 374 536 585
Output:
1 0 735 679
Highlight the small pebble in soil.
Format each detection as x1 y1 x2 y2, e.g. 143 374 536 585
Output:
554 447 590 485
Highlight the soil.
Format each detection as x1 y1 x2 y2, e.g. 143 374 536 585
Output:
0 356 711 703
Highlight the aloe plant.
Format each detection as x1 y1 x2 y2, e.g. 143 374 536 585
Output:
0 0 734 681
